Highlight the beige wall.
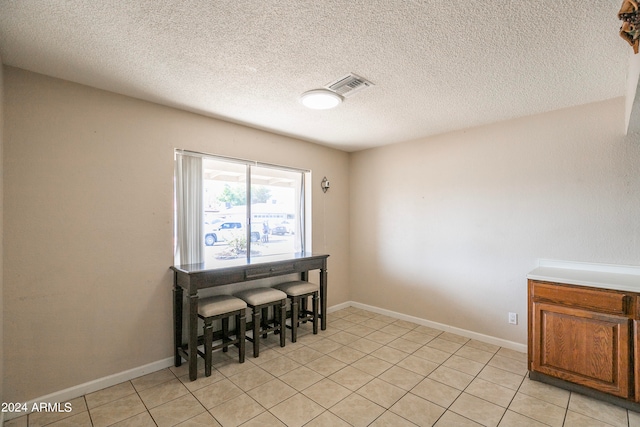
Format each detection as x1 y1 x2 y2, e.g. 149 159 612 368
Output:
3 66 350 402
350 97 640 345
5 62 640 404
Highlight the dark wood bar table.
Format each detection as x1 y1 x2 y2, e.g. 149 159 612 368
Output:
171 252 329 381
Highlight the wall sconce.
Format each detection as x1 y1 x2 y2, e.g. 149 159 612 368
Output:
321 177 330 193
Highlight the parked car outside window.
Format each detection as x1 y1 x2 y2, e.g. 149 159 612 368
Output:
271 221 293 235
205 221 261 245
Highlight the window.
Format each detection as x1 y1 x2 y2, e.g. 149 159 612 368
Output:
174 150 310 266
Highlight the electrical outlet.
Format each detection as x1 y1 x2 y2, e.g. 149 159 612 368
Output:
508 312 518 325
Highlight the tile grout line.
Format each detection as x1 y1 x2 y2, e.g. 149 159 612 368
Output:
330 315 502 426
12 307 635 427
214 319 604 427
328 316 563 427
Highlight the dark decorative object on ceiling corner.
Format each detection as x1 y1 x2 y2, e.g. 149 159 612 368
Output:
619 0 640 54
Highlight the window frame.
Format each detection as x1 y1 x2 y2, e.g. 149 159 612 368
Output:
174 149 311 265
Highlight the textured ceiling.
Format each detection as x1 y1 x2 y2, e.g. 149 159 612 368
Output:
0 0 634 151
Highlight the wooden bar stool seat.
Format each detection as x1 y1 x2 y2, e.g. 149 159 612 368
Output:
234 288 287 357
197 295 247 377
274 280 319 343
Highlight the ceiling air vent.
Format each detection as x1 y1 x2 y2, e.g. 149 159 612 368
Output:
325 73 374 98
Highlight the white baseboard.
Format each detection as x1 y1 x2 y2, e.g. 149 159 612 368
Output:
347 301 527 353
4 357 174 421
327 300 351 313
6 300 525 421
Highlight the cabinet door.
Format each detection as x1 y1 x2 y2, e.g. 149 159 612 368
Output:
531 301 631 398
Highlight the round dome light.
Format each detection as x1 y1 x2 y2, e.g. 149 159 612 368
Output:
299 89 343 110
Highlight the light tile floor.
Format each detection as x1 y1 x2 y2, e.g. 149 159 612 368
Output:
5 306 640 426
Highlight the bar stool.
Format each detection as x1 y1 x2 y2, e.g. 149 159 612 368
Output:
234 288 287 357
197 295 247 377
274 280 319 343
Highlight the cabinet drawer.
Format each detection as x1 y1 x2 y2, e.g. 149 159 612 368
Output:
245 262 296 279
530 280 630 316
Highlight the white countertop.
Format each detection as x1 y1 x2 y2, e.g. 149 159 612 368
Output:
527 260 640 293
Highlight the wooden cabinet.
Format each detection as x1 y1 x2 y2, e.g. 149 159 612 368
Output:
528 280 636 401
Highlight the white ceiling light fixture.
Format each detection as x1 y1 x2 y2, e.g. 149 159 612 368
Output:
299 89 343 110
300 73 373 110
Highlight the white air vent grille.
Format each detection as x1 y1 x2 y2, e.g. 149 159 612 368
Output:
325 73 373 98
